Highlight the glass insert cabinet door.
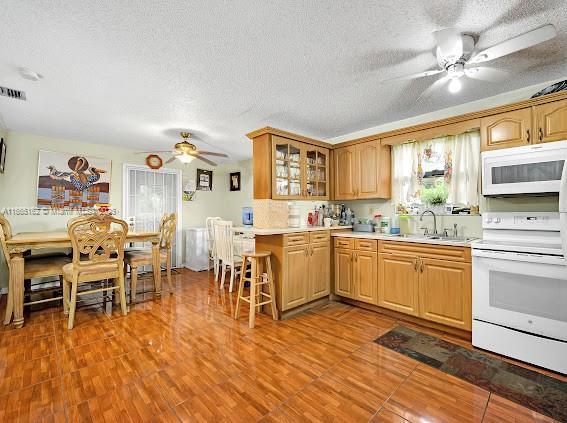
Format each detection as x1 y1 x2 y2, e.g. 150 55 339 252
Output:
272 137 330 200
273 139 303 198
305 146 328 199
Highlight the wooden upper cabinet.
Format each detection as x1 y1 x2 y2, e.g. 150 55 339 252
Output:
357 141 391 199
535 99 567 143
271 136 330 200
480 108 532 151
334 146 357 200
272 137 305 200
309 241 331 300
378 253 419 316
418 258 472 331
304 146 329 200
334 141 391 200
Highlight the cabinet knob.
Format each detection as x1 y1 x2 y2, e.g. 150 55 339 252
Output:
539 127 543 141
413 258 418 271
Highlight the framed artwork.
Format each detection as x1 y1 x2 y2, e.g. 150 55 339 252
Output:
230 172 241 191
196 169 213 191
36 150 111 208
0 138 5 173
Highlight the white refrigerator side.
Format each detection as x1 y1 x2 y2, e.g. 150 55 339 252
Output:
560 162 567 263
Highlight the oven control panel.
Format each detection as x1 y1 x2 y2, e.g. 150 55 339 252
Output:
483 212 560 231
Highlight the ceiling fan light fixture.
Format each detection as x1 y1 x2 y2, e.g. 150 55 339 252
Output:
448 77 462 93
176 154 195 164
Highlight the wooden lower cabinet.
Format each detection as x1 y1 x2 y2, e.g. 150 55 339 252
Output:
354 251 378 305
309 242 331 300
377 254 419 316
334 248 354 299
418 258 472 331
334 241 378 305
280 239 331 311
282 245 310 310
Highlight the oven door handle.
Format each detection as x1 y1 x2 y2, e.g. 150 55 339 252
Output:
472 248 564 265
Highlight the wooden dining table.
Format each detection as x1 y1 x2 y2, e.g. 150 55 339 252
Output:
5 230 161 328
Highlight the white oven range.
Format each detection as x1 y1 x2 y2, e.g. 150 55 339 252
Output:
472 212 567 374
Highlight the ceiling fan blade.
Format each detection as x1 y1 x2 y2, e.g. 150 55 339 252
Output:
469 24 557 64
434 28 463 61
465 66 508 82
164 156 177 164
195 151 229 158
381 68 443 83
193 155 218 166
415 76 450 103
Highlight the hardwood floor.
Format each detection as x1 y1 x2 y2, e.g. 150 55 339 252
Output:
0 269 560 422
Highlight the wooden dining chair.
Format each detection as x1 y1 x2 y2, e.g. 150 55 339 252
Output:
0 214 71 325
205 216 221 280
62 214 128 329
124 213 177 303
214 220 246 293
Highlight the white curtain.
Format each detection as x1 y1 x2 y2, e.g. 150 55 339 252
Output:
392 142 420 204
445 131 481 206
391 130 480 206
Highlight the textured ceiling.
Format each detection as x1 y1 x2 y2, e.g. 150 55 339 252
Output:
1 0 567 160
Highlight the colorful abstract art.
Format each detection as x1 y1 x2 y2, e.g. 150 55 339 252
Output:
375 326 567 422
37 151 111 208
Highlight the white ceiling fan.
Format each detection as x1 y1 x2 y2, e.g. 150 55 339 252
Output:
382 24 557 97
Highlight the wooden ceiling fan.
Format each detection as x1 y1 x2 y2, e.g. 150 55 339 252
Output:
140 132 228 166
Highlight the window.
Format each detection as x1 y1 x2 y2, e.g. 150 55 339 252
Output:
123 164 183 267
392 131 480 210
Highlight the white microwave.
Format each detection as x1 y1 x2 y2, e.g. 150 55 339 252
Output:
482 141 567 197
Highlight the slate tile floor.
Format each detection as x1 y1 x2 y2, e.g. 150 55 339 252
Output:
0 269 561 422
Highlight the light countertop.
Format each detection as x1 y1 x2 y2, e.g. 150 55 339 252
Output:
232 226 352 235
331 231 477 247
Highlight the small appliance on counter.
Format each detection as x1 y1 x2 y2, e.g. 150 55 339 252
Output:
242 207 253 227
352 219 374 232
288 202 300 228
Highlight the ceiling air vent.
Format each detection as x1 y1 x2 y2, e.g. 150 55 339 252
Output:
0 86 26 101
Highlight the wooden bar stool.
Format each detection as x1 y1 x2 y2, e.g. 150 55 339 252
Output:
234 251 277 328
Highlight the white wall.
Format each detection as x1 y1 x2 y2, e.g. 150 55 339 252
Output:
0 131 252 287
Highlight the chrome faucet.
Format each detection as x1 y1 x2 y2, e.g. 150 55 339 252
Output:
420 210 438 235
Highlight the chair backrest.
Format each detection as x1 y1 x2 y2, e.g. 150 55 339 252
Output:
0 214 13 267
67 214 128 272
213 220 234 264
205 217 221 257
159 213 177 250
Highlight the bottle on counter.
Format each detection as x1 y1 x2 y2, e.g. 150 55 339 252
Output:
399 215 410 235
391 213 400 235
381 216 391 234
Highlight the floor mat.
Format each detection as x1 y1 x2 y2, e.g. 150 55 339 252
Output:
375 326 567 422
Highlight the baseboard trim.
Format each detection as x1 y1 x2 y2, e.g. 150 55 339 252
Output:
337 296 472 341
